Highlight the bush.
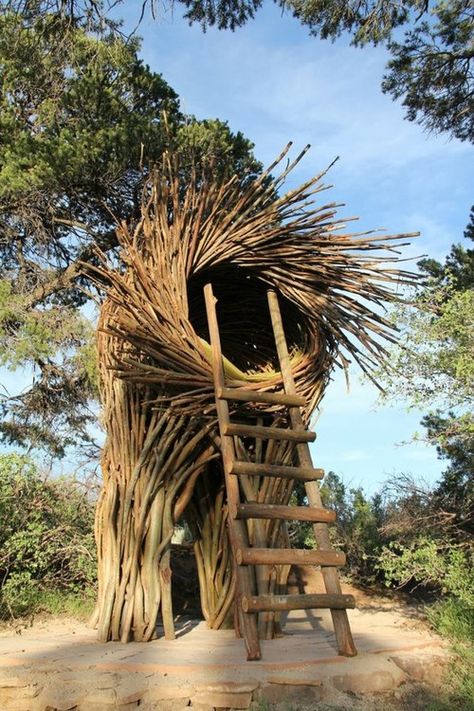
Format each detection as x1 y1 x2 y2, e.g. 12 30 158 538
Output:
378 538 474 606
288 473 388 585
428 597 474 644
0 453 96 618
376 481 474 708
426 598 474 711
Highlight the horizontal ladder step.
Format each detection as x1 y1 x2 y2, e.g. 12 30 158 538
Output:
241 593 355 613
235 502 335 523
217 386 306 408
236 548 346 567
224 422 316 443
231 460 323 482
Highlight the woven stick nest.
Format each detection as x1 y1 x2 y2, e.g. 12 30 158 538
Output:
93 144 416 412
90 145 417 643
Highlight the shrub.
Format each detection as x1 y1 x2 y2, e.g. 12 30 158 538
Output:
0 453 96 618
428 597 474 644
378 538 474 606
379 532 474 711
288 473 388 584
426 598 474 711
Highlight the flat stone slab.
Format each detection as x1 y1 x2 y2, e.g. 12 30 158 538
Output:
0 604 448 710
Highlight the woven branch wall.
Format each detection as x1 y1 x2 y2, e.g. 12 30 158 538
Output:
88 147 417 642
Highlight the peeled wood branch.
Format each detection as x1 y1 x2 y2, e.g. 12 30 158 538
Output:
91 147 418 644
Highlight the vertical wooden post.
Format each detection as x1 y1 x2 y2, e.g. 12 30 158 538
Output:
204 283 261 661
267 289 357 657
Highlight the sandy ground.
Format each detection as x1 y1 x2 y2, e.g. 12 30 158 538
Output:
0 570 451 710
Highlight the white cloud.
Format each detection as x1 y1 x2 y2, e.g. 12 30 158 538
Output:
404 448 441 463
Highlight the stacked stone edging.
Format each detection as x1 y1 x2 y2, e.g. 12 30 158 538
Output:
0 644 449 711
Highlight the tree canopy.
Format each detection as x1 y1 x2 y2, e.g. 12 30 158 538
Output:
381 2 474 142
0 8 261 458
6 2 472 142
92 0 474 142
377 207 473 542
196 0 474 142
183 0 474 142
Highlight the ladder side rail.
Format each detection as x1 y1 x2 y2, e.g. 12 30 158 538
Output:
203 283 261 661
233 436 275 639
267 289 357 658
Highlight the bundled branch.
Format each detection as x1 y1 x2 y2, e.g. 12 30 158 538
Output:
89 146 418 642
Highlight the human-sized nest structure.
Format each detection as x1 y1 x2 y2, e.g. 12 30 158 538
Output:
89 146 416 643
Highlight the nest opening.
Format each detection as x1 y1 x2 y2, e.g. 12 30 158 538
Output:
187 266 307 374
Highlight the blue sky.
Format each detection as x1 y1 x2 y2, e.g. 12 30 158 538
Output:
117 2 472 494
3 3 472 493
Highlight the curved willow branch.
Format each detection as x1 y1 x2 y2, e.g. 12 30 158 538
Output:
90 148 418 642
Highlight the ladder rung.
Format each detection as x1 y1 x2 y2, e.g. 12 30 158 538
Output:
241 593 355 613
224 422 316 443
235 502 335 523
236 548 346 567
217 386 306 408
231 460 323 482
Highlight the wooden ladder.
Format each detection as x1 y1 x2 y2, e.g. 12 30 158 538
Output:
204 283 357 661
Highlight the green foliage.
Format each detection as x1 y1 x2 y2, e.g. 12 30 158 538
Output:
374 474 474 708
28 589 96 621
375 464 473 605
419 206 474 290
0 7 261 456
428 597 474 643
178 0 423 41
376 209 473 602
284 0 420 44
179 0 473 143
322 474 385 581
0 9 259 269
179 0 262 32
0 281 94 371
378 283 474 412
175 118 260 182
382 2 474 142
427 599 474 711
0 10 177 455
0 453 97 618
0 12 178 221
422 412 474 538
289 472 386 584
378 539 474 606
0 288 98 456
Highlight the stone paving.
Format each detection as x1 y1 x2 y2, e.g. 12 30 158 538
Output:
0 605 449 710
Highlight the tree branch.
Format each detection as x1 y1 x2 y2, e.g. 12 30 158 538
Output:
23 229 118 309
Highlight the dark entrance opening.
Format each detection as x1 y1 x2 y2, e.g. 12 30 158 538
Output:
187 266 308 374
